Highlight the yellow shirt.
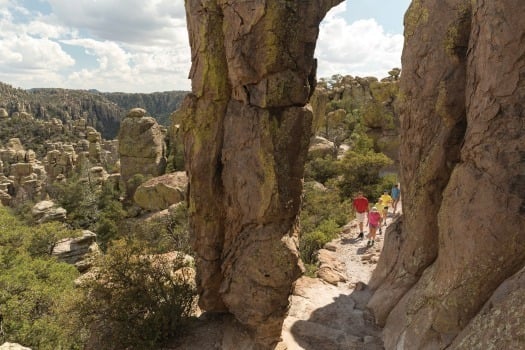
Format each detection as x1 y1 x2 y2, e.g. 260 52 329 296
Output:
379 194 393 207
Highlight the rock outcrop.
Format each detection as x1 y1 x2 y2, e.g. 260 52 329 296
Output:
134 172 187 211
118 108 167 196
368 1 525 349
51 230 99 272
31 200 67 224
180 1 343 347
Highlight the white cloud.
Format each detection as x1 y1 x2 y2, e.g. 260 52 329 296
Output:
0 0 403 92
47 0 186 45
60 37 191 92
316 11 403 80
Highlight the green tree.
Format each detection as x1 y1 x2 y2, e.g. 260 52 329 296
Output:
0 207 84 349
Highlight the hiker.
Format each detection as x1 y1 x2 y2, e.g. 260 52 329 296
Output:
366 207 382 247
378 190 393 226
352 191 369 239
391 184 401 214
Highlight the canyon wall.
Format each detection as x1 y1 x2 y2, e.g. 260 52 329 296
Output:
179 1 343 348
369 0 525 348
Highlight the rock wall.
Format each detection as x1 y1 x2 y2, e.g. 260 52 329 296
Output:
179 1 343 347
369 0 525 349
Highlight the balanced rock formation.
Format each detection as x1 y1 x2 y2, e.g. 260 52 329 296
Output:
368 1 525 349
118 108 167 195
179 1 343 348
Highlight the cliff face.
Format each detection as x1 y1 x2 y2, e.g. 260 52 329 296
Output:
179 1 343 347
369 0 525 348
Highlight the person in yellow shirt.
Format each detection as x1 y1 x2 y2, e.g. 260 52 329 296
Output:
378 190 393 226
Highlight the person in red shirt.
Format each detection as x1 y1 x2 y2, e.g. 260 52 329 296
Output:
352 191 369 239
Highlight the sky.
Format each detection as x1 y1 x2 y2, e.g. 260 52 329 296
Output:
0 0 411 93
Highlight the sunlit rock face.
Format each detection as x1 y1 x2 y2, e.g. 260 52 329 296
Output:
179 0 343 347
118 108 167 197
369 0 525 349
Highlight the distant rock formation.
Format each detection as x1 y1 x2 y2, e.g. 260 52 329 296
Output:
180 1 343 347
368 0 525 349
118 108 167 197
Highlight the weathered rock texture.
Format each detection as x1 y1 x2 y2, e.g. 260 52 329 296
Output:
179 1 343 347
118 108 167 195
368 0 525 349
133 172 187 211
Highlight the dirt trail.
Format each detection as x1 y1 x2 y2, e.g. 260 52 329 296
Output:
279 208 401 350
171 209 401 350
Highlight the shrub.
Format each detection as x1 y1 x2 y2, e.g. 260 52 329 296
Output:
77 240 197 349
0 207 84 349
299 182 350 265
304 155 341 184
299 219 340 264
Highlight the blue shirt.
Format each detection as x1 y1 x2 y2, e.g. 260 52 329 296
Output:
391 187 400 200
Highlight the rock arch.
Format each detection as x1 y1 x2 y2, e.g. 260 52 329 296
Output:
178 0 525 349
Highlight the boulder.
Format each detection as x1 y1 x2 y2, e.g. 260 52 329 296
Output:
133 172 187 211
308 136 335 159
0 343 31 350
52 230 99 272
31 200 67 223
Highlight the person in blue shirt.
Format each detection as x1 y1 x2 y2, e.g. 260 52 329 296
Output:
391 184 401 215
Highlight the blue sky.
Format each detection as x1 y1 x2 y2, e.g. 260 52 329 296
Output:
0 0 410 92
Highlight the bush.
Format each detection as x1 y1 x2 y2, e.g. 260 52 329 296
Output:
337 149 393 199
77 240 197 349
0 207 84 349
299 219 340 264
299 182 350 265
304 156 340 184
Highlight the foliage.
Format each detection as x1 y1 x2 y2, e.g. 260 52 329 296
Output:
337 149 394 200
49 170 100 229
120 203 191 256
95 182 126 252
77 240 197 349
0 207 84 349
304 155 341 184
299 182 351 265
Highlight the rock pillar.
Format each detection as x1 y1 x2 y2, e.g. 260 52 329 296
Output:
180 0 343 347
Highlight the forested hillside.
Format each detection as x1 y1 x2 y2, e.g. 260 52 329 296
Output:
0 82 187 139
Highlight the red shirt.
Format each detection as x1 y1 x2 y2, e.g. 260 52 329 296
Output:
353 197 369 213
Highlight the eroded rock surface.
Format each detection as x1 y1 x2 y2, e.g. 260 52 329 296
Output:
180 1 343 347
369 1 525 349
118 108 167 195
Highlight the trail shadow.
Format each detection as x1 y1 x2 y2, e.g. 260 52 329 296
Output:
288 286 384 350
356 246 372 255
341 236 362 245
